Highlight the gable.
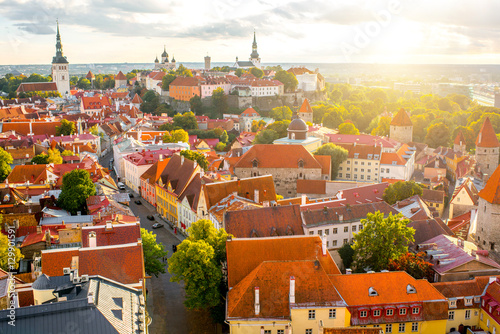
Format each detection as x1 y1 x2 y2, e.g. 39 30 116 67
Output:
448 259 500 273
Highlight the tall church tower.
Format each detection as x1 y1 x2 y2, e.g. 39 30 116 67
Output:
51 21 70 96
249 31 261 68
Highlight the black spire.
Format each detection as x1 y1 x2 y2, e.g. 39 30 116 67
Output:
250 30 259 59
52 20 68 64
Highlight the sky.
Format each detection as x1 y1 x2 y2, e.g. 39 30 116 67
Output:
0 0 499 65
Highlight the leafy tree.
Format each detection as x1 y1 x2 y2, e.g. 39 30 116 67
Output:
175 64 193 77
162 73 177 91
142 90 157 103
274 70 298 92
254 129 279 144
212 88 228 117
56 119 76 136
220 130 228 144
352 212 414 272
47 149 62 164
141 90 160 114
168 220 229 313
250 67 264 78
57 169 96 214
89 125 99 136
189 95 204 115
338 242 354 270
329 89 343 104
0 148 12 182
322 110 344 129
215 142 226 151
77 77 91 89
0 230 24 271
383 181 423 205
159 123 174 132
235 68 246 77
266 120 290 138
31 153 49 165
173 111 198 130
163 129 189 143
180 150 208 170
338 122 360 135
141 228 168 277
425 122 450 148
61 150 75 156
314 143 348 179
387 252 433 280
269 106 292 121
251 120 267 132
370 116 391 137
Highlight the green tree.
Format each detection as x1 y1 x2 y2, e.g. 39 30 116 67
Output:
163 129 189 143
338 242 354 270
175 64 193 77
212 88 228 117
353 212 415 272
0 148 12 182
215 142 226 151
266 120 290 138
161 73 177 91
254 129 279 144
89 125 99 136
56 119 76 136
220 130 229 144
189 95 204 115
180 150 208 170
250 67 264 78
159 123 174 132
77 78 91 89
425 122 450 148
47 149 62 164
0 231 24 271
314 143 348 179
141 228 168 277
251 120 267 132
235 68 245 77
168 220 229 313
269 106 292 121
274 70 298 92
57 169 96 214
322 110 344 129
172 111 198 130
370 116 391 137
383 181 423 205
338 122 360 135
31 153 49 165
61 150 75 156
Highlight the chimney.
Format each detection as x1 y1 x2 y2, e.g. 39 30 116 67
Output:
181 155 185 165
45 229 51 247
254 287 260 315
36 225 42 234
88 231 96 248
322 235 327 255
105 221 113 231
254 189 259 203
159 154 163 162
289 276 296 304
301 194 306 205
346 268 352 275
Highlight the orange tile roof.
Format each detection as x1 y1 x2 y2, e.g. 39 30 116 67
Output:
226 236 341 288
86 71 94 79
81 96 111 110
454 131 467 145
299 98 313 114
2 121 62 136
331 271 446 306
315 155 331 175
390 108 413 126
131 93 143 104
476 117 500 148
235 144 323 169
380 152 406 165
287 67 314 76
227 260 344 319
240 107 260 117
433 276 490 299
115 71 127 80
170 76 199 87
16 82 58 93
296 179 326 194
6 147 34 160
478 164 500 204
335 143 382 160
7 164 48 184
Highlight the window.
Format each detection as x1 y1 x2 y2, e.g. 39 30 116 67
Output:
264 331 271 334
308 310 315 320
343 238 348 244
359 225 363 230
344 226 348 232
448 311 454 320
333 228 338 234
361 175 364 180
411 322 418 332
465 310 471 320
309 231 314 235
361 162 365 165
449 300 456 308
318 230 322 236
346 174 351 178
386 309 394 316
325 229 330 235
487 319 490 328
481 313 483 321
332 240 337 247
352 225 357 232
399 308 407 315
398 323 405 333
306 330 312 334
367 176 371 181
329 309 336 319
338 173 342 178
354 168 358 172
361 169 364 172
412 307 419 314
386 324 392 333
373 309 381 317
354 174 358 179
278 331 284 334
360 310 367 317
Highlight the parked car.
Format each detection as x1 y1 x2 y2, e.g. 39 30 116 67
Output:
134 200 142 205
118 182 125 190
129 193 134 198
147 215 155 221
152 223 163 229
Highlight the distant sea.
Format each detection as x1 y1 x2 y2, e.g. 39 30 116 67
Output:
2 62 500 81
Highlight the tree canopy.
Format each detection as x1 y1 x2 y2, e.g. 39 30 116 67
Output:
56 119 76 136
274 70 298 92
57 169 96 214
141 228 168 277
387 252 433 279
338 122 360 135
163 129 189 143
180 150 208 170
353 212 415 272
269 106 292 121
382 181 423 205
425 122 450 148
212 88 228 118
250 67 264 78
0 228 23 271
172 111 198 130
47 149 62 164
314 143 349 179
161 73 177 91
254 129 279 144
0 148 13 182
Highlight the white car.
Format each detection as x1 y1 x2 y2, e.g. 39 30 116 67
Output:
117 182 125 190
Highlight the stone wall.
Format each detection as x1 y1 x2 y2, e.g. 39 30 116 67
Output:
475 147 499 179
227 95 252 110
169 98 191 113
475 198 500 253
390 125 413 144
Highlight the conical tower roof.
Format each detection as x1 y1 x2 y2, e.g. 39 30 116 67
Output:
479 164 500 204
299 98 313 114
476 117 499 148
115 71 127 80
390 108 412 126
454 131 466 145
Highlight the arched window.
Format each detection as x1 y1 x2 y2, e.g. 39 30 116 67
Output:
298 160 304 168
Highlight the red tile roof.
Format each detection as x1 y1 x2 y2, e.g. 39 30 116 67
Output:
115 71 127 80
433 276 490 299
81 223 140 247
390 108 413 127
86 71 94 79
2 121 61 137
170 76 199 87
16 82 58 93
7 164 48 184
315 155 331 176
235 144 323 169
454 131 467 145
408 218 454 245
476 117 500 148
479 164 500 204
131 93 143 104
226 236 341 288
224 204 304 238
240 107 260 117
299 98 313 114
287 67 314 76
81 96 111 110
380 152 406 165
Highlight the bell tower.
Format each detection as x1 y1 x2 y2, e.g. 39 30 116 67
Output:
249 30 261 68
51 20 70 96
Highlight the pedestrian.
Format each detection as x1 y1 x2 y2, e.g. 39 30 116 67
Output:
173 244 177 253
172 244 175 252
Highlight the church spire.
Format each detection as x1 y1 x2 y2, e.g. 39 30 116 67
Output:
52 20 68 64
250 30 259 59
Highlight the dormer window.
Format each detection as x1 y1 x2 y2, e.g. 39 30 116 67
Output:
252 159 258 168
399 308 407 315
298 160 304 168
386 308 394 316
373 309 381 317
360 310 367 318
464 298 473 306
449 300 457 309
407 284 416 294
474 297 481 304
412 307 420 315
369 287 378 296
